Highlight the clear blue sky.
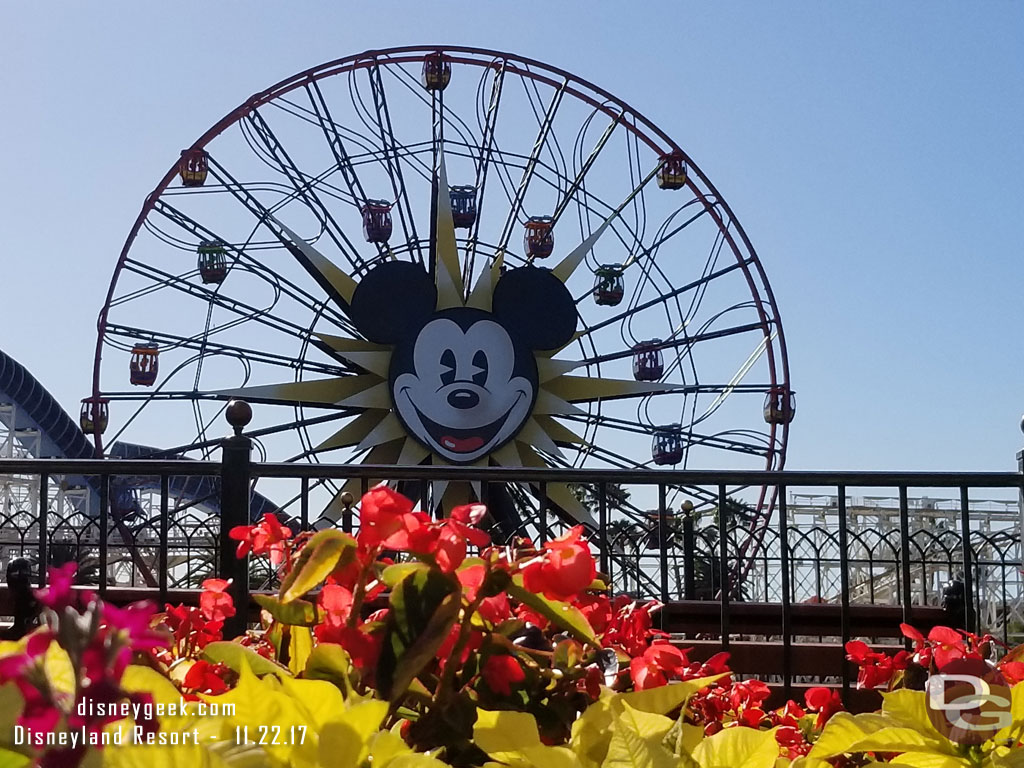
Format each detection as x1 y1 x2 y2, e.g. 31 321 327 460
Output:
1 1 1021 474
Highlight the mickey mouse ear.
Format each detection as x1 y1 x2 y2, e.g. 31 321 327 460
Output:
492 266 577 350
349 261 437 344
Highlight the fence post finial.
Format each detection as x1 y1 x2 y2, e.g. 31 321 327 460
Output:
220 400 253 639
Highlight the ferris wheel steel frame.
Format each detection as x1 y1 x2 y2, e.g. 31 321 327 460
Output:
90 46 792 576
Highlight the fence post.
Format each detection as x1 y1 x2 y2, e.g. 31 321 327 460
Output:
220 400 252 639
1018 418 1024 555
682 514 696 600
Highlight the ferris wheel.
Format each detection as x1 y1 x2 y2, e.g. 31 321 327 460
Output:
87 46 793 547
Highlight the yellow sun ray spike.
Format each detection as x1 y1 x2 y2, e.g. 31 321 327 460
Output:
434 152 465 309
533 389 588 417
516 445 596 527
313 410 389 453
335 381 392 409
356 413 406 452
466 252 504 310
551 163 661 283
213 375 378 406
533 415 589 447
537 358 581 383
396 437 431 467
267 214 358 304
515 418 565 460
315 340 391 378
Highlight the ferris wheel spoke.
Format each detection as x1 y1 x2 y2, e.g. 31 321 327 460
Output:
115 257 336 347
243 109 380 269
302 81 384 254
366 62 424 265
207 150 370 278
462 60 507 279
551 113 622 224
559 412 770 458
579 257 756 336
104 322 346 377
495 78 568 256
148 199 350 328
576 322 765 369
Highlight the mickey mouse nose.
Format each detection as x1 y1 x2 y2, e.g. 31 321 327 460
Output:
447 388 479 410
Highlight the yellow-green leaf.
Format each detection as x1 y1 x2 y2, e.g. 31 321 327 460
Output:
385 755 453 768
0 749 29 768
202 641 291 678
288 626 314 675
619 675 727 716
303 643 352 697
318 700 389 768
475 709 543 754
889 754 969 768
253 593 319 626
44 640 75 697
279 676 346 730
602 717 679 768
809 711 956 759
616 701 673 741
691 726 778 768
508 577 599 647
0 683 25 743
280 529 357 603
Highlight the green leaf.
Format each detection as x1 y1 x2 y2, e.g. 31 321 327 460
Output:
691 726 779 768
615 701 673 741
280 529 357 603
0 683 24 741
254 592 319 626
381 561 430 587
318 700 389 768
508 576 599 646
202 640 291 678
376 566 461 703
303 643 353 697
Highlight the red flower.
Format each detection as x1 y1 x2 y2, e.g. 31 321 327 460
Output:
458 565 510 624
433 505 491 573
520 526 596 602
481 654 525 696
928 626 967 668
36 562 85 611
200 579 236 623
805 686 843 728
729 679 771 710
229 513 293 564
182 660 230 695
358 486 434 552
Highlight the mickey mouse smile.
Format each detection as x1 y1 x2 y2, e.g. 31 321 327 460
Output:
401 389 526 456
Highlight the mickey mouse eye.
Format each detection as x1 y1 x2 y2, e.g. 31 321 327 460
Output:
440 349 457 386
472 350 488 386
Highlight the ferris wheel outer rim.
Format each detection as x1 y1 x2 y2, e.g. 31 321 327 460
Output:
90 44 790 471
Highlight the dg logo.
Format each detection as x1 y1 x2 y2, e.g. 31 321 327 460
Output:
925 657 1012 745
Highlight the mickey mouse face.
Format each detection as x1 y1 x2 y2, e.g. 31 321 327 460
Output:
348 261 577 464
393 310 534 462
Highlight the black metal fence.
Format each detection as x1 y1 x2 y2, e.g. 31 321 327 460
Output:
1 416 1022 670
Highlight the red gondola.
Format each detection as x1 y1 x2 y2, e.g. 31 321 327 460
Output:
450 186 477 229
593 264 625 306
657 151 687 190
361 200 393 243
197 240 228 285
652 426 684 465
179 148 209 187
632 339 664 381
422 52 451 91
524 216 554 259
129 343 159 387
763 387 796 424
80 398 109 435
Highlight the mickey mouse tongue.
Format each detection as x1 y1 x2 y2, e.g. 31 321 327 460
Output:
441 435 485 453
